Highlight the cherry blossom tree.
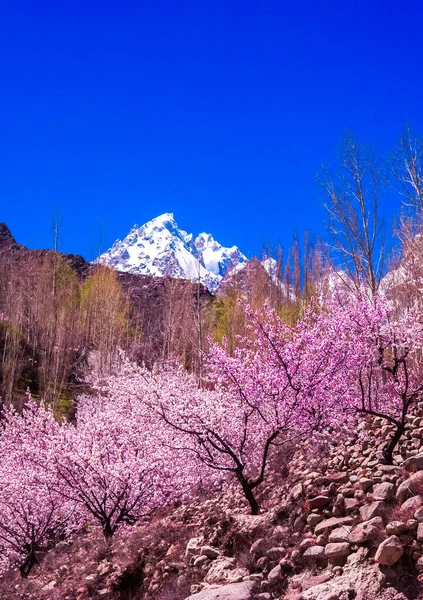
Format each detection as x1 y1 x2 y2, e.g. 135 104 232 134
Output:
54 394 176 540
0 397 68 576
104 299 355 514
336 292 423 464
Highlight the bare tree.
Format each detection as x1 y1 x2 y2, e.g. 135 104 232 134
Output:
321 134 386 296
391 126 423 215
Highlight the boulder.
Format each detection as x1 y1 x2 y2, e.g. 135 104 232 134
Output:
201 546 221 560
374 535 404 566
385 521 407 535
186 537 203 558
329 526 353 543
348 520 380 544
396 472 423 503
359 501 387 522
403 455 423 472
400 495 423 518
185 581 256 600
309 496 330 509
373 482 395 502
324 543 351 558
267 564 282 583
314 516 354 536
303 545 326 559
249 538 266 556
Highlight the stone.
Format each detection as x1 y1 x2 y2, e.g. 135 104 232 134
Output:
399 495 423 517
201 546 220 560
193 555 209 567
348 520 380 544
344 498 359 512
417 523 423 542
386 521 407 535
375 535 404 566
403 455 423 472
42 581 56 591
309 495 330 509
267 564 282 583
249 538 266 556
291 482 303 500
266 547 286 560
324 543 351 558
373 482 395 501
315 472 348 485
396 472 423 503
186 537 203 558
307 513 323 528
359 477 373 492
314 516 354 536
205 557 237 584
359 501 387 522
303 545 325 559
415 507 423 522
329 526 353 543
185 581 256 600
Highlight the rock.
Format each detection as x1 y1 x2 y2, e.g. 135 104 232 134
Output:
314 516 354 536
324 543 351 558
417 523 423 542
415 507 423 522
329 526 353 543
186 537 203 558
344 498 359 512
359 478 373 492
373 482 395 501
348 520 380 544
403 455 423 472
309 495 330 509
194 555 209 567
307 513 323 528
303 545 325 559
205 557 236 583
400 495 423 518
359 501 387 522
201 546 220 560
374 535 404 566
250 538 266 556
396 471 423 503
386 521 407 535
291 482 303 500
42 581 56 591
267 564 282 583
315 472 348 486
266 547 286 560
184 581 256 600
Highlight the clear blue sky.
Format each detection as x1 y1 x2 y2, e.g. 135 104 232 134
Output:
1 0 423 260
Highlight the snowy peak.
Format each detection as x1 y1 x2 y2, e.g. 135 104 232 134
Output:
97 214 247 292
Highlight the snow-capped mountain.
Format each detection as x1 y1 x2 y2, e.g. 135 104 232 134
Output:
97 213 247 292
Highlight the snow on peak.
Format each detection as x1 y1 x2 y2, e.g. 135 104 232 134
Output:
97 214 247 292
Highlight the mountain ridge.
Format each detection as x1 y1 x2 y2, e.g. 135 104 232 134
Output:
97 213 248 292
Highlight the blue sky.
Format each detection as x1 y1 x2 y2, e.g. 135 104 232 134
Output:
1 0 423 260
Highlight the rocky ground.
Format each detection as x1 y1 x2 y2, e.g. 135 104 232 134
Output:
4 405 423 600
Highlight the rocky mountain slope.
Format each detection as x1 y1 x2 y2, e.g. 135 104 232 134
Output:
97 213 247 292
5 402 423 600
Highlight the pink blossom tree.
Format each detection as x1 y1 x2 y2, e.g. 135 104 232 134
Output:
336 292 423 464
0 398 68 576
105 299 355 514
54 394 175 540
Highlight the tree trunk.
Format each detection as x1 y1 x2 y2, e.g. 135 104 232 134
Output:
236 470 259 515
383 422 405 465
19 548 36 578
